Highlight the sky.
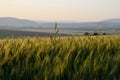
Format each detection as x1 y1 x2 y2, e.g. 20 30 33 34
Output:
0 0 120 22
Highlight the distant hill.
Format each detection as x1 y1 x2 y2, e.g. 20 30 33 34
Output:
36 18 120 29
0 17 120 30
100 18 120 23
0 17 41 28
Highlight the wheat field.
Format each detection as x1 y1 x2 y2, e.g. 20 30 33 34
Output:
0 35 120 80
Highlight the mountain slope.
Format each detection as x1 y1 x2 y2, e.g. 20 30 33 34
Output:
36 18 120 29
0 17 41 28
0 17 120 30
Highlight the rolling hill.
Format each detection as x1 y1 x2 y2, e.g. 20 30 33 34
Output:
0 17 120 35
0 17 42 28
101 18 120 23
37 18 120 30
0 17 120 29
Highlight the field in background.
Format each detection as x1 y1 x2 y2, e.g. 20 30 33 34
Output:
8 28 120 35
0 29 69 38
0 35 120 80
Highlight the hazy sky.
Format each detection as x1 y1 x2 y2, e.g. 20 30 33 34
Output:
0 0 120 21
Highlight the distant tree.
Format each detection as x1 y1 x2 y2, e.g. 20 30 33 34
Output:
84 32 90 36
102 33 107 35
93 32 99 35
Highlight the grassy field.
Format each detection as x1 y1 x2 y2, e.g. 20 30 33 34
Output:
0 29 69 38
0 35 120 80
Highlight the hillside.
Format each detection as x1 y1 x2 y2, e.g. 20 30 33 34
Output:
0 17 41 28
0 17 120 29
0 17 120 35
37 18 120 30
101 19 120 23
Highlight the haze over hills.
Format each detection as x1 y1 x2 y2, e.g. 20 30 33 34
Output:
0 17 120 36
37 19 120 31
0 17 120 30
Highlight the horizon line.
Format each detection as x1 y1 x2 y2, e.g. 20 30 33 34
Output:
0 16 120 23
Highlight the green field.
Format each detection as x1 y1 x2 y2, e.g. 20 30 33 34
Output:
0 35 120 80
